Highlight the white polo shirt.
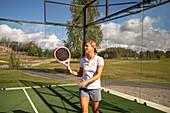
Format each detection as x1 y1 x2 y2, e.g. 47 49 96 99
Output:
80 55 104 89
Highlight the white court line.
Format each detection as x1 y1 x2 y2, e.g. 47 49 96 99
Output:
12 74 39 113
23 88 38 113
5 84 78 90
4 84 78 113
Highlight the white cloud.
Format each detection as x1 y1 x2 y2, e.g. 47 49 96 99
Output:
1 16 170 52
0 24 63 50
100 16 170 52
38 34 63 50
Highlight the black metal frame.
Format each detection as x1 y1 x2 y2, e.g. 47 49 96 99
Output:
43 0 83 27
0 0 169 56
0 18 82 27
0 0 83 27
82 0 170 56
0 0 169 27
86 0 170 26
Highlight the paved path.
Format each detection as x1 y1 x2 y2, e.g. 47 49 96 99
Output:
19 69 81 82
19 69 170 89
101 80 170 89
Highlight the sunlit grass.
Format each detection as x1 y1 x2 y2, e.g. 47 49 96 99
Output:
0 70 75 88
102 59 170 83
24 59 170 83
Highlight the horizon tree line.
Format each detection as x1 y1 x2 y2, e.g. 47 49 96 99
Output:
0 37 169 60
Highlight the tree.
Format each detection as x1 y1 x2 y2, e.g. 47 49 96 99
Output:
43 49 53 57
9 52 20 69
37 47 43 57
26 42 43 57
64 0 103 58
165 51 170 58
154 50 165 59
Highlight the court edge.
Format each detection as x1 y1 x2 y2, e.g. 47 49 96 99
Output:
101 87 170 113
1 84 169 113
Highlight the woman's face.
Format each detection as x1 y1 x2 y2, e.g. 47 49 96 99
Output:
84 42 94 54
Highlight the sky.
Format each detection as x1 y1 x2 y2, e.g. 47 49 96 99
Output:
0 0 170 52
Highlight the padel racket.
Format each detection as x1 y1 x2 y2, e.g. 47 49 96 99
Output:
54 47 72 73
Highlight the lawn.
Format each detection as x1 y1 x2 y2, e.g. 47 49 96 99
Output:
0 70 75 88
1 59 169 88
102 59 170 83
26 59 170 83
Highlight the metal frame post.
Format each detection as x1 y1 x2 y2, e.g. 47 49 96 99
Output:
83 7 88 57
44 0 46 23
82 0 97 57
106 0 109 17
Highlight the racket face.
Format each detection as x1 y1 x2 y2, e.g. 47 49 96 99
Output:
54 47 70 62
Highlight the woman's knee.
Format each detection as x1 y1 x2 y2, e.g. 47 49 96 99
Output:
91 100 99 113
92 108 99 113
82 108 88 113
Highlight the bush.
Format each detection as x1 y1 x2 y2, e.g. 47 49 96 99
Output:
9 52 20 69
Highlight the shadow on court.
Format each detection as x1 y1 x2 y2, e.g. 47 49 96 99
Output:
99 100 129 113
0 111 30 113
33 87 81 113
20 80 81 112
13 110 30 113
19 80 136 113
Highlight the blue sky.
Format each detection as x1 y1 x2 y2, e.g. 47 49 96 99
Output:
0 0 170 51
0 0 72 23
1 0 169 29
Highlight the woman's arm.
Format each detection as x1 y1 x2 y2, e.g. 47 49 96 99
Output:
68 67 83 77
78 65 103 88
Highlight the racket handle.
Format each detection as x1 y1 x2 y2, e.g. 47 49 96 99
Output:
68 66 73 74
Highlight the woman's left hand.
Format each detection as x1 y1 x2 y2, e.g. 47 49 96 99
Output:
78 81 88 88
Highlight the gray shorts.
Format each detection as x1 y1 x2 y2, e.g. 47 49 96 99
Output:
79 88 101 101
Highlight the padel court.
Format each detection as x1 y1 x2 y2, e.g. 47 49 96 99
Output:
0 0 170 113
0 85 164 113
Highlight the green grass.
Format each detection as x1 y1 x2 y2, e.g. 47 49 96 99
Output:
1 59 169 88
26 61 80 74
0 58 9 61
0 85 164 113
0 62 7 65
24 59 170 83
102 59 170 83
0 89 35 113
0 70 75 88
0 58 9 64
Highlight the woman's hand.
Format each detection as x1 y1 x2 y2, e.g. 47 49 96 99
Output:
78 81 88 88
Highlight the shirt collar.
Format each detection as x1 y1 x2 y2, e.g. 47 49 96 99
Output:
85 55 97 62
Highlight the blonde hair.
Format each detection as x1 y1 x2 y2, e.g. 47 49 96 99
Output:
87 40 97 54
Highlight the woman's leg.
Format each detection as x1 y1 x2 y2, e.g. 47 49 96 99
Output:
91 100 100 113
80 96 89 113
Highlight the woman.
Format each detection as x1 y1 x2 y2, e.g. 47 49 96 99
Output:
68 40 104 113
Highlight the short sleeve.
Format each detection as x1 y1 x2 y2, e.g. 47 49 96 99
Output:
97 57 104 66
80 58 83 67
